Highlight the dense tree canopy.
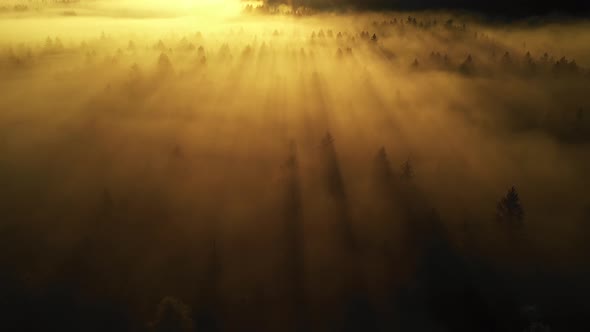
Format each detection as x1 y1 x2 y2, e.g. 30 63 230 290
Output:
264 0 589 17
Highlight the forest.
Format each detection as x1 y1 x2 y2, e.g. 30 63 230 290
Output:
1 1 589 331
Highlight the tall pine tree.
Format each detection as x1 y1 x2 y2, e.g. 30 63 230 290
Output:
496 186 524 225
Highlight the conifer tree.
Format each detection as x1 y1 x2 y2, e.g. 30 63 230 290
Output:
496 186 524 225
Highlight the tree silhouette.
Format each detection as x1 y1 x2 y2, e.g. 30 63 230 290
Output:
400 158 414 180
320 132 347 200
321 131 334 147
460 54 474 74
157 53 174 75
149 297 194 332
496 186 524 225
374 147 394 184
501 51 511 65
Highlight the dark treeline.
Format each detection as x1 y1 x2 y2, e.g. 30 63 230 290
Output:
263 0 590 18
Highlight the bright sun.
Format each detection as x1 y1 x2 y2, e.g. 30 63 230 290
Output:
120 0 244 17
149 0 242 12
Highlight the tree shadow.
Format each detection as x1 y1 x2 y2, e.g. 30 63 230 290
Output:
319 132 356 252
279 141 309 332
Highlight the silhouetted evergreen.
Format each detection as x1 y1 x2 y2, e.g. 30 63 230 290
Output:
496 186 524 225
149 297 194 332
400 158 414 180
320 132 346 201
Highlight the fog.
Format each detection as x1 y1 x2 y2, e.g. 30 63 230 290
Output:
1 1 590 331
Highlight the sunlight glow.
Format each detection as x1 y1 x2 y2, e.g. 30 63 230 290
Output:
136 0 244 17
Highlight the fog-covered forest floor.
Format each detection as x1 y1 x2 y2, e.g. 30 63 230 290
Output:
1 1 590 331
